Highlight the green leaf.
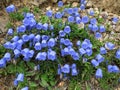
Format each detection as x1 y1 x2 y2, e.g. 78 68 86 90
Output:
25 71 35 77
40 77 49 87
29 82 38 88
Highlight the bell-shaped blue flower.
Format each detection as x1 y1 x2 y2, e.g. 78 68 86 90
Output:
115 49 120 59
22 34 29 42
57 64 62 75
55 12 62 19
21 86 29 90
17 25 26 33
99 25 106 33
64 26 71 34
112 17 119 24
61 64 70 73
42 35 49 41
28 34 35 41
28 50 34 58
100 47 107 54
107 65 113 73
16 73 24 82
42 23 48 31
76 17 81 24
95 68 103 78
81 16 89 24
4 52 11 62
67 8 73 15
89 10 94 16
58 1 63 7
64 39 71 46
92 24 98 32
11 36 19 42
33 35 41 43
91 59 99 67
80 4 85 10
86 48 93 56
48 38 55 47
72 52 80 60
46 10 53 17
34 42 41 50
41 40 47 48
6 4 15 13
0 59 6 68
76 40 81 46
68 16 74 23
36 22 43 30
14 49 21 58
95 32 102 39
13 79 18 86
79 48 86 55
36 52 47 61
96 54 104 63
7 28 13 35
90 18 97 24
59 30 66 37
47 50 56 61
105 42 115 50
71 68 78 76
3 42 11 49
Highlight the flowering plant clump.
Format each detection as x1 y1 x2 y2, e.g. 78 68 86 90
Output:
0 0 120 89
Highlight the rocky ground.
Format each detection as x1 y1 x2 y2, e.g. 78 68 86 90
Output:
0 0 120 89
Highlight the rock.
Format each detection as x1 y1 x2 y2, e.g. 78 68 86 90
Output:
46 6 51 10
78 22 85 29
115 26 120 32
72 2 79 7
86 1 93 8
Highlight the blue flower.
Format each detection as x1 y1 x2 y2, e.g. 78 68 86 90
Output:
92 24 98 32
61 64 70 73
55 12 62 19
3 53 11 62
90 18 97 24
95 68 103 78
36 52 47 61
58 1 63 7
22 34 29 42
36 22 43 30
59 30 66 37
0 59 6 68
62 47 69 56
46 10 53 17
76 17 81 24
81 16 89 24
71 63 76 69
17 25 26 33
11 36 19 42
16 73 24 82
47 50 56 61
80 4 85 10
21 48 29 57
6 4 15 13
112 17 119 24
73 7 78 13
72 52 80 60
25 13 34 19
71 68 78 76
28 50 34 58
112 65 120 73
81 40 88 49
95 32 102 39
91 59 99 67
79 48 86 55
64 26 71 34
41 40 47 48
49 25 54 30
86 48 93 56
48 38 55 47
21 86 29 90
33 35 41 43
88 24 93 30
3 42 11 49
13 79 18 86
14 49 21 58
80 0 86 4
7 28 13 35
28 34 35 40
64 39 71 46
76 40 81 46
105 42 115 50
42 35 49 41
107 65 113 73
34 42 41 50
69 48 75 55
99 25 106 33
60 38 65 44
67 8 73 15
96 54 104 63
68 16 74 23
100 47 107 54
115 49 120 59
42 23 48 31
10 42 17 50
74 12 80 17
89 10 94 16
